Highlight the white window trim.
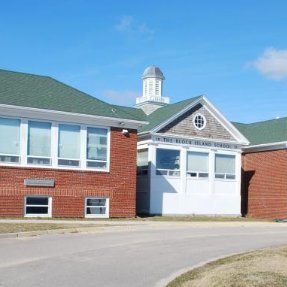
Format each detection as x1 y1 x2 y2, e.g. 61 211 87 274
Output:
85 197 109 218
24 196 52 218
186 150 209 180
155 147 181 177
214 153 236 181
0 116 111 172
193 113 206 130
27 120 52 166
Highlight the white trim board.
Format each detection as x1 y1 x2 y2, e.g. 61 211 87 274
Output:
146 96 249 146
0 104 148 130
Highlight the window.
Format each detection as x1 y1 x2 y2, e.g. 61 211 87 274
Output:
86 127 108 169
25 196 51 217
215 154 236 180
0 117 20 163
58 124 80 167
137 149 148 175
187 151 209 178
85 198 109 218
156 148 180 176
193 114 206 130
27 121 51 165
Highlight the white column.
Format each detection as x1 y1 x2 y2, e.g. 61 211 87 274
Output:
20 119 28 166
180 147 187 193
51 122 58 168
209 149 215 194
80 125 87 169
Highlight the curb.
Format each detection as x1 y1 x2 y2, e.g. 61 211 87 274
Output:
0 225 124 239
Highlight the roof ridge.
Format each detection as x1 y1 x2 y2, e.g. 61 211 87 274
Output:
243 116 287 126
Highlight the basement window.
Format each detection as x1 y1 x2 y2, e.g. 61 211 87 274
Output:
24 196 52 217
85 198 109 218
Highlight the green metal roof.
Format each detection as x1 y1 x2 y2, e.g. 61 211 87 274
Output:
138 96 202 133
0 69 146 122
233 117 287 145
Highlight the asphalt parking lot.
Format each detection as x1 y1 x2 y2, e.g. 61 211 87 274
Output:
0 221 287 287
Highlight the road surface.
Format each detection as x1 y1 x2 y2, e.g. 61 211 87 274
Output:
0 221 287 287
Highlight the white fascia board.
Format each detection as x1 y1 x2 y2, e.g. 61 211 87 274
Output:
0 104 148 130
151 96 203 133
151 132 241 145
149 95 249 145
242 141 287 153
202 96 250 145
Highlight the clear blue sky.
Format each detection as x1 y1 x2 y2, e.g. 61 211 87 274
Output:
1 0 287 123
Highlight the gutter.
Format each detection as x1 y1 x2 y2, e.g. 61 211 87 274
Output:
0 104 149 130
242 141 287 153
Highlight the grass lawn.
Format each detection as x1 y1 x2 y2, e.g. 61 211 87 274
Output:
167 246 287 287
0 223 103 234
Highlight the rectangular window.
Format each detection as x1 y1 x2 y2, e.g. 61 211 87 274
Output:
58 124 80 167
85 198 109 218
0 117 20 163
156 148 180 176
25 196 51 217
137 149 148 175
86 127 108 169
187 151 209 178
215 154 236 180
27 121 51 165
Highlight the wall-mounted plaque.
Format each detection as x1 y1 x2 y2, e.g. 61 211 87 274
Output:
24 179 55 187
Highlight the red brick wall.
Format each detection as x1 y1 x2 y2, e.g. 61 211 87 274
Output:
0 127 137 218
242 149 287 219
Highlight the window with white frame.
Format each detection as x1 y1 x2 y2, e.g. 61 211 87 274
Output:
0 116 111 171
137 149 148 175
86 127 108 169
156 148 180 176
187 151 209 178
0 117 20 163
215 154 236 180
193 114 206 130
27 121 51 165
85 198 109 218
25 196 51 217
58 124 81 167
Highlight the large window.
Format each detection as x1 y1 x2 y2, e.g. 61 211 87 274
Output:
25 196 51 217
86 127 108 169
215 154 236 180
187 151 209 178
58 124 80 167
85 198 109 218
27 121 51 165
156 148 180 176
0 117 20 163
137 149 148 175
0 116 111 171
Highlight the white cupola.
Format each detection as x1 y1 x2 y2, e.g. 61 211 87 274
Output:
135 66 170 115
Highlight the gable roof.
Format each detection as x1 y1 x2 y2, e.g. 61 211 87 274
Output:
0 69 146 122
233 117 287 146
138 96 201 133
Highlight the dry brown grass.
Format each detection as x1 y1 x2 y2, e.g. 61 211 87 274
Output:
0 223 102 234
167 246 287 287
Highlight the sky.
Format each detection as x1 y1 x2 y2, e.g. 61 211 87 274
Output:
1 0 287 123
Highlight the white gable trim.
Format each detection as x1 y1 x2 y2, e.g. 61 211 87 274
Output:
151 96 249 145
